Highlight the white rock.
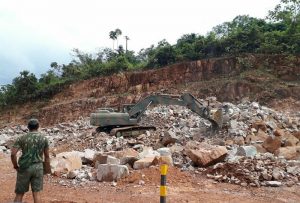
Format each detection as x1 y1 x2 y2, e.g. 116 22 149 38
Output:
93 154 120 168
138 147 160 159
97 164 129 182
84 149 96 160
230 120 238 129
0 146 7 152
272 167 284 180
251 102 260 109
286 166 300 175
133 157 155 169
157 148 172 156
51 151 83 173
235 146 257 157
265 181 282 187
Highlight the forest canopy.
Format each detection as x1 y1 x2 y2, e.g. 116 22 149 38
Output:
0 0 299 108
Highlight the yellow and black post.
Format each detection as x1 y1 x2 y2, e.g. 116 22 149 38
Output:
160 164 168 203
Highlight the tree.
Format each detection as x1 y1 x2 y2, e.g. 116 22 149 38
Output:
146 40 176 68
12 71 38 102
109 31 117 49
175 33 199 61
115 28 122 48
109 28 122 50
124 36 130 52
268 0 300 29
50 62 62 76
268 0 300 53
97 48 117 62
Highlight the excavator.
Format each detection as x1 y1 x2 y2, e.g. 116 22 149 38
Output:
90 93 223 137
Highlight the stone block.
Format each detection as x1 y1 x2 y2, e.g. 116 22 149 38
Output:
97 164 129 182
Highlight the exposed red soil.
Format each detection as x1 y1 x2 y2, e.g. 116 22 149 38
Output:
1 153 300 203
0 55 299 129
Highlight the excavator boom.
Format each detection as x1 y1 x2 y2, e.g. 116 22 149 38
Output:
90 93 223 136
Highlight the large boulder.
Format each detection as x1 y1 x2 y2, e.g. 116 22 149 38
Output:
185 146 228 167
152 156 173 166
245 129 268 144
272 167 285 180
93 154 120 168
120 156 138 167
50 157 71 174
253 144 267 153
106 148 139 159
256 129 269 141
105 148 139 167
233 136 245 146
282 133 299 147
138 147 160 159
275 146 300 160
82 149 96 164
51 151 82 174
262 136 281 153
252 121 267 132
133 157 156 169
97 164 129 182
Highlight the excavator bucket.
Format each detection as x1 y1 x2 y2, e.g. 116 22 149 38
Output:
208 108 223 130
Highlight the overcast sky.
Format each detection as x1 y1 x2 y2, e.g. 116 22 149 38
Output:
0 0 280 85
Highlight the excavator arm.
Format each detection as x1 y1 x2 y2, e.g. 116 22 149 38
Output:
90 93 223 136
127 93 222 129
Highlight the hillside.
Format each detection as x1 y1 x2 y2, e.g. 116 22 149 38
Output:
1 54 300 202
0 55 300 126
0 54 299 128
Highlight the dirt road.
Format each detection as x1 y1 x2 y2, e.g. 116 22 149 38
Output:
0 153 299 203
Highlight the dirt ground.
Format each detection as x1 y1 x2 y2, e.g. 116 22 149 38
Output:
1 153 300 203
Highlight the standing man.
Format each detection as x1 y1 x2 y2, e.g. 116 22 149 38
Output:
11 119 50 203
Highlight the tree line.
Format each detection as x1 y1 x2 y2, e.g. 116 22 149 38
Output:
0 0 299 108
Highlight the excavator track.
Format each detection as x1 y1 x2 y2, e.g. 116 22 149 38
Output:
109 126 156 137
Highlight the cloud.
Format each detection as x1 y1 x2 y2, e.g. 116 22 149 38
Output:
0 0 280 85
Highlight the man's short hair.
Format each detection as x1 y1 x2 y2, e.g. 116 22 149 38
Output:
28 119 39 131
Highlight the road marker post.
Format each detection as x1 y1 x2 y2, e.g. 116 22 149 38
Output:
160 164 168 203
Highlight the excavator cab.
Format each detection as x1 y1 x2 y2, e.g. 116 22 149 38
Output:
121 104 135 113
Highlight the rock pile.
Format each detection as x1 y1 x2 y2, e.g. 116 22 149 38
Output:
205 153 300 187
0 98 299 187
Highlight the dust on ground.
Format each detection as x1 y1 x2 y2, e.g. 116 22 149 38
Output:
1 153 300 203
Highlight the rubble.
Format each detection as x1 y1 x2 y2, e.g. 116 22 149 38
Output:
205 153 300 187
0 98 299 187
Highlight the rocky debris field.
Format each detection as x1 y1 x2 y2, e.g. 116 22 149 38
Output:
0 98 299 189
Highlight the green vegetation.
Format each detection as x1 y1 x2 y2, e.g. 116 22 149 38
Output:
0 0 299 109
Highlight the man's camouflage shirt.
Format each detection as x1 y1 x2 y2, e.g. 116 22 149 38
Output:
13 132 49 171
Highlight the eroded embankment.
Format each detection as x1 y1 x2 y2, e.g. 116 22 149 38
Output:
0 54 299 127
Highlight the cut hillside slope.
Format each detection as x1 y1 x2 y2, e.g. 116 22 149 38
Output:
0 54 299 127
